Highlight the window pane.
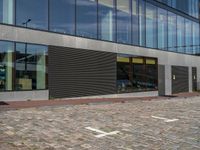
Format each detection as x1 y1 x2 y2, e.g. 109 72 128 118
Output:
185 19 192 54
0 41 14 91
117 0 131 44
168 12 177 52
158 8 167 50
117 56 132 93
132 59 146 91
139 0 145 46
146 3 157 48
49 0 75 35
16 0 48 30
177 16 185 53
132 0 139 45
193 22 200 55
15 43 48 90
0 0 14 24
76 0 97 39
98 0 115 41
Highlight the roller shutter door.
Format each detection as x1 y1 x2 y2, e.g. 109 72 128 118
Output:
48 46 117 98
172 66 189 94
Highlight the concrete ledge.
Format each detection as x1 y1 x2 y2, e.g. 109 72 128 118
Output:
59 91 159 100
0 90 49 101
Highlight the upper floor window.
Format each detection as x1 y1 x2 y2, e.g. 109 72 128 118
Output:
76 0 97 39
16 0 48 30
0 0 14 24
49 0 75 35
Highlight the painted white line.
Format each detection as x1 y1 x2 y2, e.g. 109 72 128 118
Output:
85 127 120 138
152 116 179 122
95 131 120 138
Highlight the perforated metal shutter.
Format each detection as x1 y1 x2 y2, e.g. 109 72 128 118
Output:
172 66 189 94
48 46 117 98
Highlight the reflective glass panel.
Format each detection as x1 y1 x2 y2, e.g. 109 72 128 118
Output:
145 59 158 90
139 0 145 46
76 0 97 39
132 58 146 91
177 16 185 53
117 55 158 93
146 3 157 48
168 12 177 52
117 0 131 44
15 43 48 90
16 0 48 30
185 19 192 54
158 8 167 50
0 0 14 24
192 22 200 55
132 0 139 45
0 41 14 91
98 0 115 41
49 0 75 35
117 56 132 93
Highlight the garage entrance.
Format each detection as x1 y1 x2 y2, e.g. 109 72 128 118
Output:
172 66 189 94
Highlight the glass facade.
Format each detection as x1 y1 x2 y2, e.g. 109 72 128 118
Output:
0 40 48 91
0 0 199 55
117 55 158 93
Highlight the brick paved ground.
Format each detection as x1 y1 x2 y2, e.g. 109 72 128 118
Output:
0 96 200 150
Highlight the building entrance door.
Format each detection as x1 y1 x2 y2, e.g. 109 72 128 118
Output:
192 67 197 91
172 66 189 94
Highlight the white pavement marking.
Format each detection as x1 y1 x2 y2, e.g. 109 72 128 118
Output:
85 127 120 138
151 116 179 122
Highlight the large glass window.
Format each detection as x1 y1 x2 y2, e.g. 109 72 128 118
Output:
116 0 132 44
76 0 97 39
0 41 14 91
132 58 146 91
168 12 177 52
185 19 192 54
117 56 132 93
117 55 158 93
145 58 158 90
15 43 47 90
158 8 167 50
16 0 48 30
132 0 139 45
98 0 115 42
49 0 75 35
139 0 145 46
146 3 157 48
0 0 14 24
177 16 185 53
